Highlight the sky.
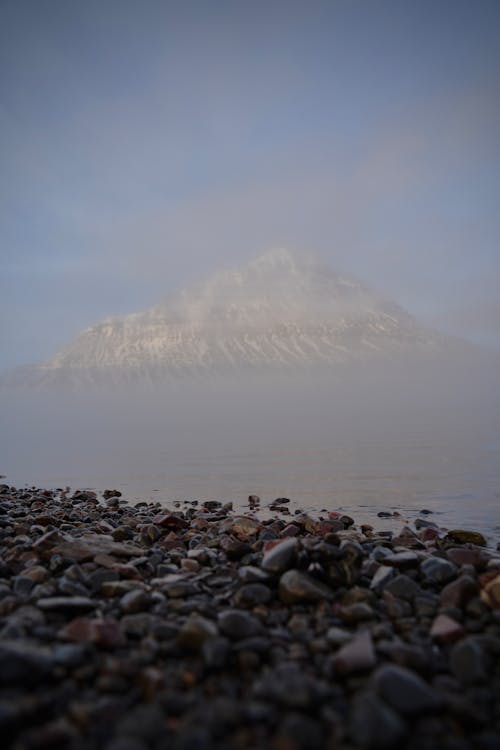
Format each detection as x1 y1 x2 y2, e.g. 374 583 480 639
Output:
1 0 499 369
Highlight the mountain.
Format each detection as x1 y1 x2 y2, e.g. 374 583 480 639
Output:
3 249 444 386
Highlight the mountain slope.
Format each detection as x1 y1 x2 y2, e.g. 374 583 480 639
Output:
4 249 443 385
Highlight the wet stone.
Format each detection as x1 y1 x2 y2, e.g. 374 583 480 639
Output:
445 530 487 547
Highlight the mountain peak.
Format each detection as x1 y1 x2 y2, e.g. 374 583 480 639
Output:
5 251 441 386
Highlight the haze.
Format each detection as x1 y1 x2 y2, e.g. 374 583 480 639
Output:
1 0 500 369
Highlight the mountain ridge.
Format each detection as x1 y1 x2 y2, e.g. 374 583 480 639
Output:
2 249 445 386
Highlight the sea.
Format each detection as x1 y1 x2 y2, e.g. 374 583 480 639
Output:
2 362 499 545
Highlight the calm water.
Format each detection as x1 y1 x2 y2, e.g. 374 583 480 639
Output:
2 365 500 543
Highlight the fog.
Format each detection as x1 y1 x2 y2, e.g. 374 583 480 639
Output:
2 346 499 538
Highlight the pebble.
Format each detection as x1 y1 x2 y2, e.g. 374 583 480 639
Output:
261 538 298 574
176 614 218 650
279 569 335 604
446 529 487 546
218 609 262 640
0 482 498 750
384 574 421 601
372 663 441 716
37 596 97 613
119 589 151 614
450 637 489 684
430 614 465 643
350 690 407 748
333 629 376 675
420 556 458 585
0 641 53 686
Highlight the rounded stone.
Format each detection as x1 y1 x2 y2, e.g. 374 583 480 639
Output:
372 664 441 716
279 569 334 604
218 609 261 640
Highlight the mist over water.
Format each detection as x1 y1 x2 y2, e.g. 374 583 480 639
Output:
2 346 499 542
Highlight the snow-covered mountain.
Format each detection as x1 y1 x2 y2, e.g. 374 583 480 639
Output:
5 249 443 385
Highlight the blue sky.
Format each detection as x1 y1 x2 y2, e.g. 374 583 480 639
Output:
1 0 499 368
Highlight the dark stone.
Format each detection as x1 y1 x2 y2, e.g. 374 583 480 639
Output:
372 664 441 716
445 530 487 547
218 609 261 640
233 583 272 607
450 637 489 685
261 538 297 574
385 574 421 601
0 641 53 686
279 569 334 604
420 556 458 585
350 690 407 748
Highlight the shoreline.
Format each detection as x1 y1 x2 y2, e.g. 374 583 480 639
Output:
1 483 499 749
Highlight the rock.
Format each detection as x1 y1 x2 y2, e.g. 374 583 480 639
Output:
103 488 122 499
274 711 325 750
370 565 396 592
384 551 419 568
53 643 88 668
430 614 465 643
480 572 500 608
384 574 421 601
252 662 328 709
350 690 407 748
218 609 261 640
279 569 334 604
51 534 144 561
228 516 261 540
333 630 376 675
59 617 126 647
440 575 478 608
113 704 166 744
36 596 97 613
338 602 374 624
233 583 272 607
261 538 297 574
202 636 230 669
445 530 487 547
0 641 53 686
372 664 441 716
119 589 151 614
177 614 218 650
446 547 482 567
450 637 489 684
153 513 189 530
120 613 153 638
220 538 252 561
326 626 352 646
420 556 458 585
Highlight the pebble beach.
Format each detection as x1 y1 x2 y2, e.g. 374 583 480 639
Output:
1 483 500 750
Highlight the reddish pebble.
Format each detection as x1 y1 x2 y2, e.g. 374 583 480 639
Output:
430 614 465 643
